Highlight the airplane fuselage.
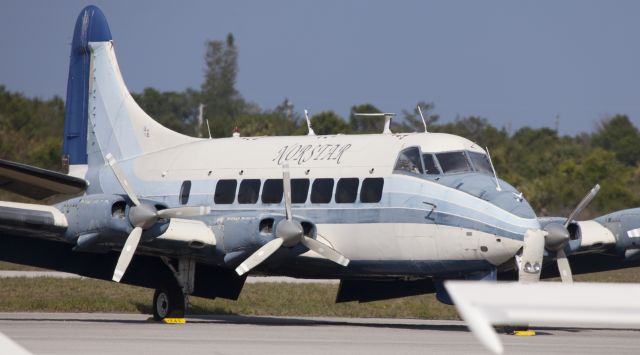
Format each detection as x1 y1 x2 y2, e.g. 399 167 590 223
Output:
84 132 539 279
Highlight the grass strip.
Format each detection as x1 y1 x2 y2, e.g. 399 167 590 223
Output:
0 277 458 319
0 266 638 318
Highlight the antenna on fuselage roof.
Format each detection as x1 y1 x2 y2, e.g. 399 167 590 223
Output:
304 109 316 136
354 112 396 134
198 103 212 139
417 105 428 133
485 147 502 192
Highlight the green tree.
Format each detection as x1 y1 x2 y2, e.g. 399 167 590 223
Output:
310 111 350 135
349 103 382 133
533 148 639 217
201 33 245 137
395 101 439 133
592 115 640 166
433 116 508 149
0 86 64 171
132 88 199 135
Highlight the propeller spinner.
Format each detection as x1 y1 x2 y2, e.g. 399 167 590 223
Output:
235 164 349 276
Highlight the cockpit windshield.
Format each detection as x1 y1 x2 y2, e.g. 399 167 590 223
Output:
435 151 471 174
422 154 441 175
467 151 493 174
394 148 494 176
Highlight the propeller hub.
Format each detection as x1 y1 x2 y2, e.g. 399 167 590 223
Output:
543 222 570 251
129 204 158 229
276 219 303 247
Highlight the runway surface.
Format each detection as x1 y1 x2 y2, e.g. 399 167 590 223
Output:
0 313 639 355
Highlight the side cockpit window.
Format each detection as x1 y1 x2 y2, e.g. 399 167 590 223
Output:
468 151 493 175
436 151 471 174
394 147 424 175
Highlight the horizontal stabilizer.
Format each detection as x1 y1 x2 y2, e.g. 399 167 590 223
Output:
0 159 87 200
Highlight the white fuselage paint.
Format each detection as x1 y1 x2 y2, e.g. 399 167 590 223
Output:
94 132 538 267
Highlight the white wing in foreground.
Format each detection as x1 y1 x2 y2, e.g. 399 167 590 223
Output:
445 281 640 354
0 332 32 355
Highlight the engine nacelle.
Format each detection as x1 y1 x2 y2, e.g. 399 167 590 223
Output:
594 209 640 255
212 213 316 264
56 194 136 250
567 220 617 254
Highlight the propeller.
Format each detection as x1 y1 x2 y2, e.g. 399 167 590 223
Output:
105 154 210 282
518 184 600 283
235 164 350 276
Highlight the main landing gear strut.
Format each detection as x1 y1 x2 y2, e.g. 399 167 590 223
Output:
153 257 195 322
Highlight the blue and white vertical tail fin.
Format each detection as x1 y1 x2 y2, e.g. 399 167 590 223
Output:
62 6 198 182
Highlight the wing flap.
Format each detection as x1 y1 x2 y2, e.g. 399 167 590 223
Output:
0 159 87 200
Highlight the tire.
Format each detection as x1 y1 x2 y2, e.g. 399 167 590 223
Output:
152 286 185 321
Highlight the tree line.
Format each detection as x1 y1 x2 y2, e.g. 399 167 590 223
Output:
1 33 639 218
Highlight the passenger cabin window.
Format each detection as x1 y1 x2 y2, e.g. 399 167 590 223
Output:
394 147 424 175
291 178 310 203
468 151 493 175
422 154 440 175
335 178 359 203
436 151 471 174
214 179 237 204
238 179 261 204
360 178 384 203
311 178 334 203
179 180 191 205
261 179 283 204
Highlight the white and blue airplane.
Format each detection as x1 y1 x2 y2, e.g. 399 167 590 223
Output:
1 6 640 321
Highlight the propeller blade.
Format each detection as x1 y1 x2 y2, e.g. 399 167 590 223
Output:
301 236 350 267
112 226 143 282
518 229 546 283
556 249 573 283
282 163 292 221
106 153 141 206
564 184 600 228
235 238 284 276
157 206 211 219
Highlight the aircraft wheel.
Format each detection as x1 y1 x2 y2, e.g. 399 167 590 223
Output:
152 286 185 321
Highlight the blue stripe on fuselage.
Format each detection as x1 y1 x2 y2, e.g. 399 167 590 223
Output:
98 166 539 241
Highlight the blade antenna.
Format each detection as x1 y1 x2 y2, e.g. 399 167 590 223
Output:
205 119 212 139
417 105 428 133
485 147 502 192
304 109 315 136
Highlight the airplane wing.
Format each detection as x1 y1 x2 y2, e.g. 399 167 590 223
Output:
445 281 640 355
0 332 32 355
0 159 87 200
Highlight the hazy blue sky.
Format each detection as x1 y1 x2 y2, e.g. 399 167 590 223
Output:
1 1 638 135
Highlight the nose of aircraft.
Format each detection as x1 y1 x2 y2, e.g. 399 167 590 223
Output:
439 173 537 219
489 182 537 219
